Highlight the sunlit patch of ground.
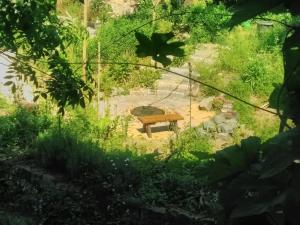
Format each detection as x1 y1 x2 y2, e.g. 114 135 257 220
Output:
124 102 215 152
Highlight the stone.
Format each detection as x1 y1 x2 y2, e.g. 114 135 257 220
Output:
196 127 206 135
202 120 217 132
214 132 232 142
213 113 227 125
199 96 215 111
224 111 238 119
218 118 238 134
221 102 233 113
226 118 238 127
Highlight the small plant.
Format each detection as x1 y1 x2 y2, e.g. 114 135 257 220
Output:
211 97 224 111
130 69 161 89
173 128 213 160
0 106 52 152
35 130 105 176
241 58 268 93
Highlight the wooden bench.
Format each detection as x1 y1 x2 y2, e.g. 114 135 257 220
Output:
137 113 184 138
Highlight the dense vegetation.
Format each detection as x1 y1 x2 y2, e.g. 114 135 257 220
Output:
0 0 300 225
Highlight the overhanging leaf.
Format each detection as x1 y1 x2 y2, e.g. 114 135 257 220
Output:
227 0 285 28
135 31 185 67
4 81 13 86
260 150 296 179
231 192 286 218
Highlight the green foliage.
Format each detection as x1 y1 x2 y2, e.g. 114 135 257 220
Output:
0 107 51 152
0 94 14 114
62 107 127 149
154 20 173 33
130 69 161 89
173 128 213 160
0 211 33 225
216 129 300 225
183 4 230 44
35 130 105 176
195 63 226 96
90 0 112 22
91 16 151 61
205 2 300 225
0 0 92 114
218 26 284 97
135 31 184 67
200 137 261 184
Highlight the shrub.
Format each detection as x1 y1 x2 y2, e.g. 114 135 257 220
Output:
130 69 161 88
218 27 258 73
184 4 230 44
173 128 213 160
0 107 52 151
35 130 105 176
195 63 226 96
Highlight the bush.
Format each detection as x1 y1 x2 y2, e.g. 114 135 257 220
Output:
0 107 52 151
183 4 230 44
130 69 161 88
173 128 213 160
35 130 105 176
195 63 226 96
62 106 127 150
217 26 284 98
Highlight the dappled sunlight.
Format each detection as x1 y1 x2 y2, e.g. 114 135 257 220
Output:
0 0 299 225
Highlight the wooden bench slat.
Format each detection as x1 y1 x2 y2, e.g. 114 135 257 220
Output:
138 113 184 124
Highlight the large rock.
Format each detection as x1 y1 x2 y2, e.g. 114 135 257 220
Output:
214 132 232 142
202 120 217 132
218 118 238 134
213 113 227 125
221 102 234 113
224 111 238 120
199 96 215 111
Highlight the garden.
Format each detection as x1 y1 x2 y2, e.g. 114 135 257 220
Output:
0 0 300 225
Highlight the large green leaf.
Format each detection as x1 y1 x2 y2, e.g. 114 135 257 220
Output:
227 0 285 27
283 29 300 89
231 192 286 218
204 137 261 184
135 32 184 67
260 150 296 179
260 128 300 178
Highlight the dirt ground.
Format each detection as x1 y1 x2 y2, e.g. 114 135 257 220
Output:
121 103 214 154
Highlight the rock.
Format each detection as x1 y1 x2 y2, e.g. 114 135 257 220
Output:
202 120 217 132
227 118 238 127
224 111 238 119
218 118 238 134
214 132 232 142
199 96 215 111
213 113 227 125
196 127 206 135
221 102 233 113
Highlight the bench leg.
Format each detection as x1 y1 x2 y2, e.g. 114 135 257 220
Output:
145 125 152 138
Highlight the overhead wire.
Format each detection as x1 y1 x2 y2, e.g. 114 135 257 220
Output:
0 51 279 116
91 61 279 115
2 9 295 117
